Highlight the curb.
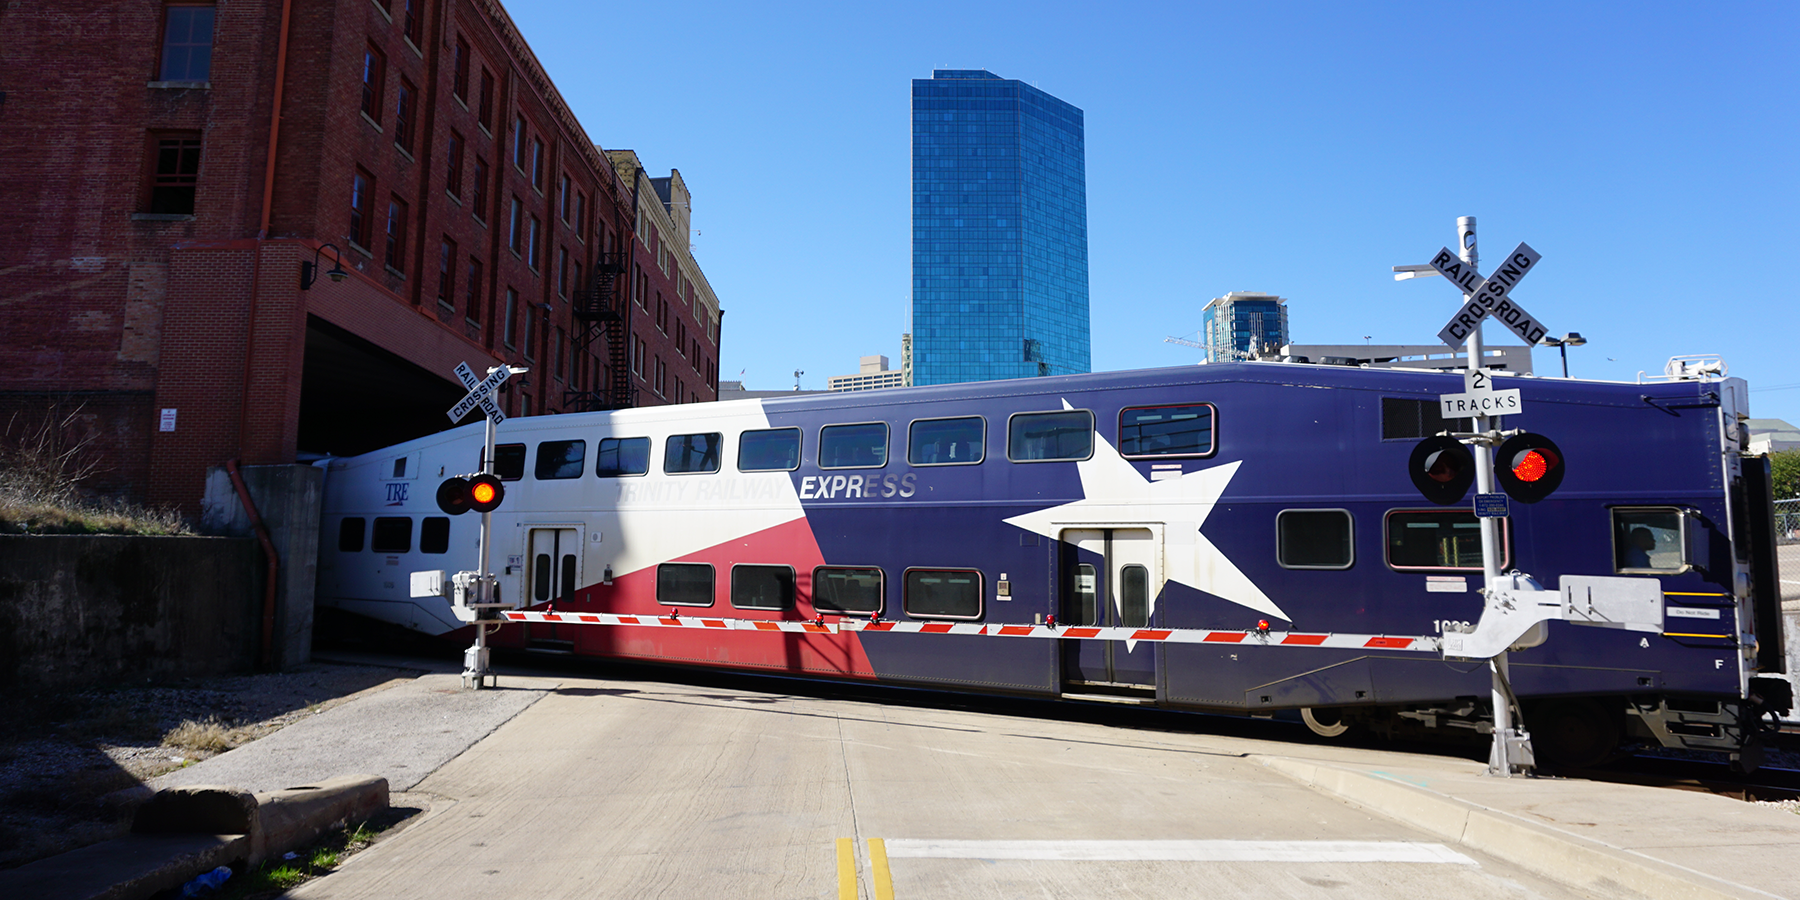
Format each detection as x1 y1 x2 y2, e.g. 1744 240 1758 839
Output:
1260 757 1778 900
0 774 388 900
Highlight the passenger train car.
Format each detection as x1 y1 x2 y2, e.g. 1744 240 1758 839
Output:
315 362 1791 767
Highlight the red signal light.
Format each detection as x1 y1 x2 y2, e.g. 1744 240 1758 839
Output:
1511 448 1555 483
435 473 506 515
1494 434 1565 503
470 480 498 505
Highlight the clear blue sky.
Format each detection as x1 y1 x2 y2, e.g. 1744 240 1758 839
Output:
507 0 1798 423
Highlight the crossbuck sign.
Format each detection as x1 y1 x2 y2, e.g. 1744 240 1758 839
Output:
1429 243 1550 348
447 361 509 426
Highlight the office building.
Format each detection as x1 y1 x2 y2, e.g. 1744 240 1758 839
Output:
1201 293 1289 363
911 70 1088 385
827 356 906 393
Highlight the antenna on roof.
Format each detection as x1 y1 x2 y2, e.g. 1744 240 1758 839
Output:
793 370 804 391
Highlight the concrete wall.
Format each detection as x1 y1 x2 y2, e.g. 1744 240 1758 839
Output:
0 535 261 691
200 464 323 671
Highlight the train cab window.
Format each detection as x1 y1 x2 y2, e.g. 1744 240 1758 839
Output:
338 517 366 552
493 443 526 480
812 566 883 614
1614 508 1687 573
370 516 413 553
1277 509 1353 569
595 437 650 477
1385 510 1508 571
664 433 722 474
820 422 888 469
656 562 714 606
738 427 801 472
1120 404 1216 457
908 416 984 466
1380 397 1471 441
731 564 795 610
1007 410 1094 462
535 439 585 479
419 517 450 554
903 568 982 620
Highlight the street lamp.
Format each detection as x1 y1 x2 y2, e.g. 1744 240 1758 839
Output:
1539 332 1586 378
299 243 348 290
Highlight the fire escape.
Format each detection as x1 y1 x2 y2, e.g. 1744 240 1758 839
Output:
564 251 634 411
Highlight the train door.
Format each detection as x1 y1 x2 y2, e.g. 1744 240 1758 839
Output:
1059 527 1159 693
523 526 582 651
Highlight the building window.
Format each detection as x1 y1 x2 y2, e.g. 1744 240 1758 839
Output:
466 257 483 323
384 196 407 272
1276 509 1354 570
527 215 540 270
503 288 517 346
400 0 419 45
655 356 666 397
452 37 469 100
553 326 565 381
557 247 568 296
471 157 488 221
158 5 215 82
349 168 374 249
147 134 201 215
512 115 526 169
559 174 571 221
446 130 464 198
477 68 494 131
573 261 583 298
437 238 455 305
508 197 522 254
575 192 586 242
656 294 667 332
394 78 416 153
632 336 645 376
531 138 545 190
360 45 385 123
522 298 536 358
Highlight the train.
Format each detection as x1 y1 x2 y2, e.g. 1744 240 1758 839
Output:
313 360 1792 768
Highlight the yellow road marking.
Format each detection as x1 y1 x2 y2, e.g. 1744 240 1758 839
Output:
838 837 858 900
868 838 895 900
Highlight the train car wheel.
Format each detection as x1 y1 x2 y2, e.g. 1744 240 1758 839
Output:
1528 699 1621 769
1301 707 1351 738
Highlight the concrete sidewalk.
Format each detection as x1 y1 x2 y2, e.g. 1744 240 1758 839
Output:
1263 750 1800 899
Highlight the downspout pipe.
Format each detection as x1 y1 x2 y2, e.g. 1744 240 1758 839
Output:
227 458 281 670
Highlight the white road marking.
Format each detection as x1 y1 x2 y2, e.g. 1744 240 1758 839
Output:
882 839 1477 864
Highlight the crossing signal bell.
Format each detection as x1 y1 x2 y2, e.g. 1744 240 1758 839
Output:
1408 435 1475 506
436 473 505 515
1494 433 1565 503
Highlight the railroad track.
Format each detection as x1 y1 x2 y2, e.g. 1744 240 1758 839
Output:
1562 755 1800 802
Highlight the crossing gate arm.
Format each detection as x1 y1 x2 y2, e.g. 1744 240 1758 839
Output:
498 610 1444 653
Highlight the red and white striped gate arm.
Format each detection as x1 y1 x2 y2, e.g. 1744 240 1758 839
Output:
497 610 1443 654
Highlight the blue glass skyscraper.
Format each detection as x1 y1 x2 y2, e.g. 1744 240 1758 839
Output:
912 70 1089 385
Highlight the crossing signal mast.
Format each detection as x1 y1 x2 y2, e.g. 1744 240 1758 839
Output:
411 361 527 689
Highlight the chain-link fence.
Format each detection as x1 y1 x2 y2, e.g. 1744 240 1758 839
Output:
1777 498 1799 545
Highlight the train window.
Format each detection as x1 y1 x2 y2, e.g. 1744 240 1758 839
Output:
338 517 366 552
370 516 413 553
731 564 795 610
493 443 526 480
1384 510 1509 571
820 422 888 469
903 568 982 620
419 517 450 554
656 562 714 606
1277 509 1353 569
1613 508 1685 573
1380 397 1470 441
1071 563 1098 626
908 416 984 466
1120 404 1216 457
535 439 586 479
595 437 650 477
1007 410 1094 462
738 427 801 472
812 566 883 614
1120 564 1150 628
664 433 722 474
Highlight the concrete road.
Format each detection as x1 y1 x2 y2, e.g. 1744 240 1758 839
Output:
291 675 1591 899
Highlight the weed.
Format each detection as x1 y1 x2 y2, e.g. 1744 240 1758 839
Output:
0 402 192 535
162 717 239 754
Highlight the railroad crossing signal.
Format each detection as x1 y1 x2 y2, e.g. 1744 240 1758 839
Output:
1493 433 1566 503
448 361 510 426
436 472 505 515
1427 243 1551 348
1407 435 1475 506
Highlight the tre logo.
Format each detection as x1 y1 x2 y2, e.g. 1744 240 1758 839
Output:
385 483 409 503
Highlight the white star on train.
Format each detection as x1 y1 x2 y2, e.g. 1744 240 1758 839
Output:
1003 404 1289 623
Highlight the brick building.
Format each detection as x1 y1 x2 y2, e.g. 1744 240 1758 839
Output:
0 0 722 511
